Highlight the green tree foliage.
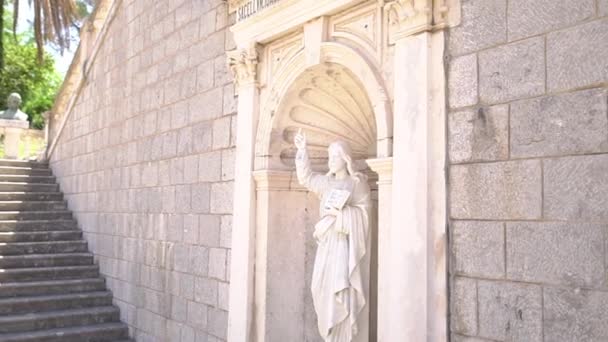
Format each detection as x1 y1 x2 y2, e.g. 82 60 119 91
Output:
0 7 61 129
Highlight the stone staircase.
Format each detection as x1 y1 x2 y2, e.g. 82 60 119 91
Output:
0 159 133 342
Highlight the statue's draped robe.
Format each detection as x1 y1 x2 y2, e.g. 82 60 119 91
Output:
296 149 371 342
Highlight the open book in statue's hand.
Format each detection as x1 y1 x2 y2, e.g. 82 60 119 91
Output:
323 189 351 210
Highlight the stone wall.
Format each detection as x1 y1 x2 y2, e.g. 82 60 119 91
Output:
48 0 235 340
447 0 608 341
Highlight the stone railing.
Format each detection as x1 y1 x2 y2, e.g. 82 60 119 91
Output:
45 0 121 160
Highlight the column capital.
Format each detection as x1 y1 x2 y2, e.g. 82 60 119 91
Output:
366 157 393 184
384 0 459 44
227 44 260 91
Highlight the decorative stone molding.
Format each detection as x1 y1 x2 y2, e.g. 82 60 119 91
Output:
227 45 260 91
366 157 393 184
384 0 459 43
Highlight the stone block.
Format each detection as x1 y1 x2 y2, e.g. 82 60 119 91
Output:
183 215 199 243
189 88 223 123
177 126 193 156
544 155 608 221
452 221 504 278
223 84 237 115
191 183 211 214
602 0 608 16
477 280 542 342
479 37 545 104
175 185 192 214
214 55 232 87
448 54 478 108
192 121 213 153
510 89 608 158
448 0 506 55
450 161 542 220
209 181 233 215
187 300 208 330
212 116 231 149
184 155 199 184
190 245 209 277
507 0 594 40
199 214 221 247
218 281 229 311
451 277 477 335
449 105 508 163
547 19 608 91
197 60 214 93
209 248 227 280
507 222 605 287
544 287 608 341
199 151 222 182
207 308 228 340
221 148 235 180
195 277 218 306
219 215 232 249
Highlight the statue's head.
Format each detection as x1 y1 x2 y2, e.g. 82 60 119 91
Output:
327 140 356 177
6 93 22 110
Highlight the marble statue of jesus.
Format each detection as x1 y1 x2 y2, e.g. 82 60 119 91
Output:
294 130 371 342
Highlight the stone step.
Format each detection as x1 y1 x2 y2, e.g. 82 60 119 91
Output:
0 193 62 202
0 306 120 334
0 211 72 221
0 183 58 193
0 231 82 243
0 292 113 316
0 220 77 232
0 322 129 342
0 241 87 256
0 265 99 282
0 279 105 298
0 176 55 184
0 202 67 212
0 167 52 176
0 160 48 169
0 253 93 269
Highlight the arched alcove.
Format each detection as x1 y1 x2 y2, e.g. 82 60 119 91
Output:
253 56 385 341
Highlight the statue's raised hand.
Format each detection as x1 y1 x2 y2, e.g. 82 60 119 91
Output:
294 128 307 150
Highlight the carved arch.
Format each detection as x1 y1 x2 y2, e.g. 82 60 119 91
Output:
255 42 392 170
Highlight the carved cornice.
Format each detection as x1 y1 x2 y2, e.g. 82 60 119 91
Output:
227 45 260 90
385 0 457 43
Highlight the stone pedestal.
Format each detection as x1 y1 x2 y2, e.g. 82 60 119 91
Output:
0 120 29 159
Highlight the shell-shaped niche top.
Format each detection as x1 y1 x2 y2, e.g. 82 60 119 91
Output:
276 63 377 169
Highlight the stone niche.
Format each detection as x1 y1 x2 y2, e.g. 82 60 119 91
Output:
254 60 381 342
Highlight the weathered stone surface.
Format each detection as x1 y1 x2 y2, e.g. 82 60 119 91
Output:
544 287 608 341
547 19 608 91
451 277 477 335
448 0 507 55
507 0 594 40
477 281 542 342
448 54 478 108
601 0 608 16
544 155 608 221
452 221 504 278
507 222 605 287
479 37 545 103
450 161 542 220
510 89 608 158
451 335 494 342
449 105 508 163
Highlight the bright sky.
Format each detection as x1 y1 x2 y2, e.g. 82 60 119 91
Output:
16 1 76 75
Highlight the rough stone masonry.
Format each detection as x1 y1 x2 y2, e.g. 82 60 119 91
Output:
448 0 608 341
